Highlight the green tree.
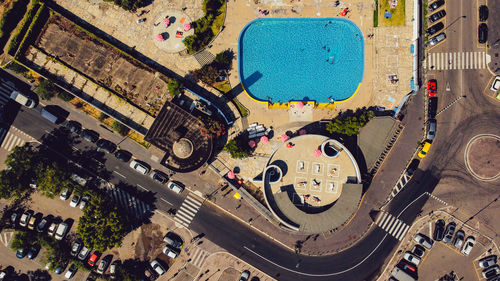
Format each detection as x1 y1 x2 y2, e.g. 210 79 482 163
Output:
37 162 72 198
224 137 250 159
77 194 127 252
326 111 375 136
214 49 233 69
0 144 41 199
167 78 184 97
35 78 58 100
112 120 130 136
191 64 218 85
10 230 34 250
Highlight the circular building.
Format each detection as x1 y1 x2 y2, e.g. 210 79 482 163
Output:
262 134 362 234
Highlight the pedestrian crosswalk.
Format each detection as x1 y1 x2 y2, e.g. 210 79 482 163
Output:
174 195 203 228
374 211 410 241
390 173 411 199
188 247 210 268
107 187 151 222
0 127 38 152
424 52 489 70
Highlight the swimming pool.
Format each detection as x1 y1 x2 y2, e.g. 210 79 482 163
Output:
238 18 364 104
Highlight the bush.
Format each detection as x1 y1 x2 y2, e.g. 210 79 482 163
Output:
15 3 47 60
7 1 40 55
103 0 148 11
167 78 184 97
224 135 251 159
35 78 58 100
57 90 74 102
98 112 109 122
0 0 29 40
183 0 225 54
326 110 375 136
5 61 28 74
112 120 130 136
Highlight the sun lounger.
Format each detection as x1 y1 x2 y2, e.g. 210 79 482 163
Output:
315 164 320 173
299 161 304 170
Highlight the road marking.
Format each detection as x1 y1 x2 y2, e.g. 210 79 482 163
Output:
424 51 487 70
137 184 147 191
173 195 202 228
374 211 410 241
429 221 432 238
160 198 173 205
113 171 126 178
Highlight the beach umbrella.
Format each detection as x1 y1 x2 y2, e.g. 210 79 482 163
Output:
248 140 256 148
286 143 293 148
314 149 322 157
280 134 289 142
297 101 304 109
227 171 235 179
155 34 164 42
162 17 170 26
184 24 191 31
299 129 307 135
260 136 269 143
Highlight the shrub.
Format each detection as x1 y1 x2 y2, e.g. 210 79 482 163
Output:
98 112 109 122
7 1 40 55
224 135 251 159
326 110 375 136
112 120 130 136
0 0 29 40
167 78 184 97
5 61 28 74
103 0 148 11
57 90 74 102
35 78 58 100
183 0 225 54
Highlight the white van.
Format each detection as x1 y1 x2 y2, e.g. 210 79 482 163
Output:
55 222 69 240
10 91 35 108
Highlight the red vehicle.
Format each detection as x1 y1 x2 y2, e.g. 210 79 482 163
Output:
428 79 437 97
88 253 98 267
398 260 416 272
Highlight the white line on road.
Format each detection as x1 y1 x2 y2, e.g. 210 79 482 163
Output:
429 221 432 238
160 198 173 205
113 171 126 178
137 184 147 191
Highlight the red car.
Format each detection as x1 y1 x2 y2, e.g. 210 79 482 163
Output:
398 260 416 272
427 79 437 97
88 253 98 267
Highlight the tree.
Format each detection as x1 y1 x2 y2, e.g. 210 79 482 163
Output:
326 110 375 136
0 144 41 199
167 78 184 97
77 194 127 252
35 78 59 100
112 120 130 136
36 162 72 198
224 137 251 159
190 64 218 85
0 170 31 199
214 49 233 70
10 230 34 250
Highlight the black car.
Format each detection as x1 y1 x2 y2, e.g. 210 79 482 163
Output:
412 244 426 258
150 170 168 184
479 5 488 22
426 22 444 37
65 120 82 134
405 159 420 177
70 241 83 257
81 129 99 143
36 217 50 233
429 10 446 23
27 245 40 259
443 222 456 243
114 150 132 162
433 219 445 241
478 23 488 44
96 139 117 154
428 97 438 119
429 0 445 12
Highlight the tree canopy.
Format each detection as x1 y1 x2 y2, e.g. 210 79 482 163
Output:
326 110 375 136
224 135 251 159
36 162 72 198
0 144 41 199
167 78 184 97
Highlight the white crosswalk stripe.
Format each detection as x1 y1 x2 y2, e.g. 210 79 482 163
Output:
1 131 26 151
174 195 202 227
424 51 489 70
189 247 210 268
375 211 410 241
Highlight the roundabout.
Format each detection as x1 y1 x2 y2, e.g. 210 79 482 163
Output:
464 134 500 181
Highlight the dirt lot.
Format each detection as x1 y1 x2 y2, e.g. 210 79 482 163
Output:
34 14 170 116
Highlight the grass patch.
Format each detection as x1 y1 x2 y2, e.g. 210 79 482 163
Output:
4 60 39 82
233 98 249 118
379 0 406 26
373 0 379 27
213 81 231 93
128 132 150 149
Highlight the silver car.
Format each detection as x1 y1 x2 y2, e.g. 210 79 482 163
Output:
478 255 497 268
414 233 434 249
426 119 436 140
129 160 150 175
453 230 465 249
428 32 446 47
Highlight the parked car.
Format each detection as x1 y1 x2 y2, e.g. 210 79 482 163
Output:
60 188 71 200
129 160 150 175
428 32 446 47
19 210 32 227
418 141 432 158
88 253 98 267
16 248 26 259
483 265 500 279
426 22 444 37
109 260 120 279
479 5 489 22
412 244 426 258
398 260 417 272
428 0 444 12
433 219 445 241
239 270 250 281
403 251 421 266
137 18 146 23
478 255 497 268
80 195 90 210
96 139 117 154
36 217 49 233
28 216 37 230
150 259 166 276
10 211 19 226
65 120 82 134
405 159 420 177
427 119 437 141
164 232 183 249
70 241 82 257
151 170 168 184
65 264 77 279
77 246 91 261
27 245 40 259
453 230 465 249
461 236 475 255
428 97 438 119
47 222 58 236
478 23 488 44
81 129 99 143
427 79 437 97
163 245 180 258
491 76 500 92
55 222 69 240
167 181 184 194
114 150 132 162
10 91 35 108
69 195 81 208
96 259 109 274
414 233 434 249
429 10 446 23
442 222 456 243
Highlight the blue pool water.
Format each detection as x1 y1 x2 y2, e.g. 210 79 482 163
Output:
238 18 364 103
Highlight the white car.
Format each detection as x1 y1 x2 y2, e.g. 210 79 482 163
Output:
162 245 179 258
129 160 150 175
80 195 90 209
10 91 35 108
461 236 475 255
150 259 166 276
414 233 434 249
69 195 80 207
166 181 184 194
64 264 77 279
403 251 421 266
60 188 70 200
478 255 497 268
491 76 500 91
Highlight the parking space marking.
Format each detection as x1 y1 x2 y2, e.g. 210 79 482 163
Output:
160 198 173 205
113 171 126 178
137 184 147 191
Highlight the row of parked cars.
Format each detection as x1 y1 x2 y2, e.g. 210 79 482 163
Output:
144 232 184 279
478 5 488 44
417 80 439 159
426 0 446 47
12 210 69 241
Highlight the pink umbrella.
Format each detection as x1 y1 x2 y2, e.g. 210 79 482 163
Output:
299 129 307 135
162 17 170 27
155 34 164 42
297 101 304 109
260 136 269 143
248 140 256 148
227 171 235 179
280 134 289 142
184 24 191 31
314 149 322 157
